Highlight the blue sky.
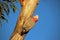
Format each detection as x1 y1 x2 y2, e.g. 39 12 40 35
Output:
0 0 60 40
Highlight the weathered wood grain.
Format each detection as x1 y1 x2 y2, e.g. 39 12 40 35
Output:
10 0 39 40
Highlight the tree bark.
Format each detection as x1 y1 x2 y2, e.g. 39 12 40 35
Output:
10 0 39 40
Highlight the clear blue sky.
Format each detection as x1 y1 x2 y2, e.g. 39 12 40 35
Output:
0 0 60 40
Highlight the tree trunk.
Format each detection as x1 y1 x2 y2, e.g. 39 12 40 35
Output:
10 0 39 40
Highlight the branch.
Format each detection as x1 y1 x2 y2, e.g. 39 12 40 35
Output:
10 0 39 40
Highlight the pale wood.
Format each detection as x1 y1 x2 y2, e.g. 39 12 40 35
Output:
11 33 23 40
10 0 39 40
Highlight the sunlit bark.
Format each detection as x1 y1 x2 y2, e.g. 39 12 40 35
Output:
10 0 39 40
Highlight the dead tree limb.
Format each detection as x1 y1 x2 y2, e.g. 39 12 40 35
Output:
10 0 39 40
